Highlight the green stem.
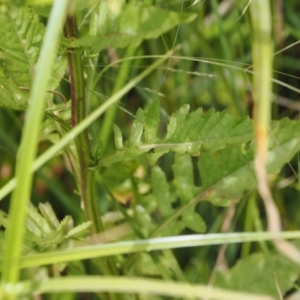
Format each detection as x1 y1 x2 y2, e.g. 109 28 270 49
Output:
211 0 244 115
100 45 136 152
1 0 69 295
63 15 101 234
64 16 122 299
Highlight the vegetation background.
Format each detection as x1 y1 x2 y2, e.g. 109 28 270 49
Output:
0 0 300 299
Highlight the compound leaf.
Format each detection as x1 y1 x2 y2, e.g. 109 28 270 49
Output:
102 103 254 166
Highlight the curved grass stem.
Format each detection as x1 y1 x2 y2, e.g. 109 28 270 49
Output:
0 0 70 297
250 0 300 265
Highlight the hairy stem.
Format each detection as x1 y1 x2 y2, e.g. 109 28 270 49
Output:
63 16 122 299
64 15 101 234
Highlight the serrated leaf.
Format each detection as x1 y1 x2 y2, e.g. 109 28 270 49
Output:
0 6 66 109
164 107 253 151
0 6 44 87
38 202 60 230
36 230 65 249
27 205 52 237
182 208 206 233
214 251 299 298
105 104 253 167
165 104 190 139
144 100 160 143
72 3 197 51
151 166 173 217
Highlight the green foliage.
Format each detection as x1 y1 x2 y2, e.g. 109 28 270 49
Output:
0 1 300 299
72 2 197 51
98 102 254 167
0 6 66 109
0 6 43 87
0 203 90 254
215 249 300 297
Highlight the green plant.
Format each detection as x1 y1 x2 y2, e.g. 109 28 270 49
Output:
0 0 300 299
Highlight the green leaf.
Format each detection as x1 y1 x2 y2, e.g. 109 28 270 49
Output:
113 124 124 150
172 154 200 204
103 104 254 166
182 208 206 233
72 3 197 51
198 144 253 203
144 100 160 143
164 107 253 151
0 75 28 109
48 58 67 91
214 251 299 298
27 205 53 237
0 6 66 109
165 104 190 140
130 108 145 147
151 166 173 217
198 118 300 203
65 221 92 239
0 6 44 87
38 202 60 230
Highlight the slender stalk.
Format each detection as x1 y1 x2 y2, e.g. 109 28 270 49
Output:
100 45 136 152
64 16 122 300
0 0 69 295
211 0 244 115
63 15 102 234
22 276 273 300
8 231 300 269
250 0 300 264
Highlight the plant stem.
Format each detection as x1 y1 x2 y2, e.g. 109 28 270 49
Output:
251 0 300 265
63 15 102 234
1 0 69 296
100 44 136 152
64 16 122 299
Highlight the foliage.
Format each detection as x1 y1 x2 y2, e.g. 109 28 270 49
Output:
0 1 299 299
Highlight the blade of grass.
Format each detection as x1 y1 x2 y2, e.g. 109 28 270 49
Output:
250 0 300 265
100 45 136 152
3 231 300 269
20 276 273 300
211 0 244 114
0 0 70 295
